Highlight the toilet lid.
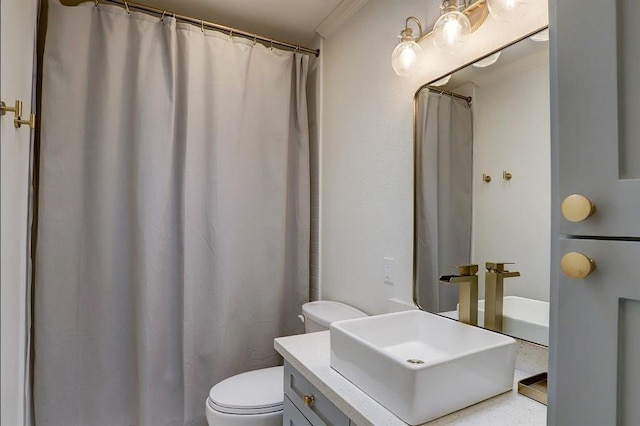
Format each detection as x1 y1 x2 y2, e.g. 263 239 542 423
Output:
208 366 284 415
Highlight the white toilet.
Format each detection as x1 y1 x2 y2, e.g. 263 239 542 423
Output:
205 301 367 425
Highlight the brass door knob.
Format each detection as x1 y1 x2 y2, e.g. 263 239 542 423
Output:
303 394 315 407
561 194 595 222
561 252 596 279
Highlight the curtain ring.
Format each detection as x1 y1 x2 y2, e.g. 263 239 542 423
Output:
252 35 257 46
94 0 99 7
201 20 205 33
123 0 130 15
269 39 274 51
228 30 233 41
160 10 166 21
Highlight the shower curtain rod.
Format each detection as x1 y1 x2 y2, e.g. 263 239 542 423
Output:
91 0 320 56
427 86 472 103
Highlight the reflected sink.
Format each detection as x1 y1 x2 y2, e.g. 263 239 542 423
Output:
478 296 549 346
330 310 516 425
441 296 549 346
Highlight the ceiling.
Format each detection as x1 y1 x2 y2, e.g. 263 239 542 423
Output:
105 0 348 47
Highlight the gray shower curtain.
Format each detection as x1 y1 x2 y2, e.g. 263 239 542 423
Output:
415 89 473 313
34 1 309 425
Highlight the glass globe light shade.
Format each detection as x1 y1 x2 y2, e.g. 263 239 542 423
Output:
391 40 423 77
487 0 528 22
431 74 452 86
432 11 471 53
530 28 549 42
471 51 501 68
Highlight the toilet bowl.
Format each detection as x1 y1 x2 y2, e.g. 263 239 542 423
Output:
205 301 367 425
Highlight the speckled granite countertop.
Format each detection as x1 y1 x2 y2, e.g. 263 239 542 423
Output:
275 331 546 426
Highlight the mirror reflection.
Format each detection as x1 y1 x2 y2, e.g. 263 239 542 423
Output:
414 28 550 346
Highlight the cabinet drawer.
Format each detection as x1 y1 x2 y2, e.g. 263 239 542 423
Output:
284 362 349 426
284 395 312 426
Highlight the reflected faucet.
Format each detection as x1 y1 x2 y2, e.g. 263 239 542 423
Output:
484 262 520 333
439 264 479 326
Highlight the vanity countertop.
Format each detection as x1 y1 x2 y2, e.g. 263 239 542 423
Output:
274 331 546 426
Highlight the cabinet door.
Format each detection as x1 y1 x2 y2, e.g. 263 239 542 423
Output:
552 239 640 426
283 363 349 426
551 0 640 423
554 0 640 238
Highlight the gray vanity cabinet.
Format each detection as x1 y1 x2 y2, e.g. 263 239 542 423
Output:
550 0 640 425
284 396 313 426
283 362 351 426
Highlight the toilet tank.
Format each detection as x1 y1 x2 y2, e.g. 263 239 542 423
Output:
301 301 367 333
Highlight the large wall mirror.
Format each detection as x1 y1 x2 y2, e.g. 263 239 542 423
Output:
414 28 550 346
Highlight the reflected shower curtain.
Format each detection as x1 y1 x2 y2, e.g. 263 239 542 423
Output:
34 1 309 425
415 90 472 313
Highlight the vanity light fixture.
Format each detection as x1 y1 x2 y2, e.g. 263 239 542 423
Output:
529 28 549 42
391 16 424 77
471 51 501 67
392 0 528 77
487 0 529 22
432 0 472 52
430 74 452 86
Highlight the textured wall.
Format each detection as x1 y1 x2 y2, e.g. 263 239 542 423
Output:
320 0 425 314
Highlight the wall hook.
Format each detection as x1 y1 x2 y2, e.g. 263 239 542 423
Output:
14 114 36 129
503 171 513 181
1 100 22 118
1 100 35 129
482 174 492 183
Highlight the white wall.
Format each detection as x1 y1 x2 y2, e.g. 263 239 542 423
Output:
320 0 425 314
320 0 548 315
471 57 551 302
1 0 38 424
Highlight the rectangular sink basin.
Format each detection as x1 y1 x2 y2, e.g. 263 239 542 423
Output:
330 310 516 425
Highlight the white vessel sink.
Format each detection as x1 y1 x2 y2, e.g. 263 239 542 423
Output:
330 310 516 425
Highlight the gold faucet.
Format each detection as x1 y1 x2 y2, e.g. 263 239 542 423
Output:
439 264 479 326
484 262 520 332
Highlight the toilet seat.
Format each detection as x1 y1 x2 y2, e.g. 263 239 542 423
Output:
207 366 284 415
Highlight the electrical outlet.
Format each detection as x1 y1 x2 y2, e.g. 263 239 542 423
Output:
383 257 394 285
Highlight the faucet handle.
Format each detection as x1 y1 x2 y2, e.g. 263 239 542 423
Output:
485 262 515 272
454 264 478 276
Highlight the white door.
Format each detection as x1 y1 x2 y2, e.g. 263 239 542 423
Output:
549 0 640 425
1 0 38 425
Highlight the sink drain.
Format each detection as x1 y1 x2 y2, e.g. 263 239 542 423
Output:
406 358 425 364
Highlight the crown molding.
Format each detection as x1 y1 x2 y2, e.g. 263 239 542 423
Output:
315 0 370 39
